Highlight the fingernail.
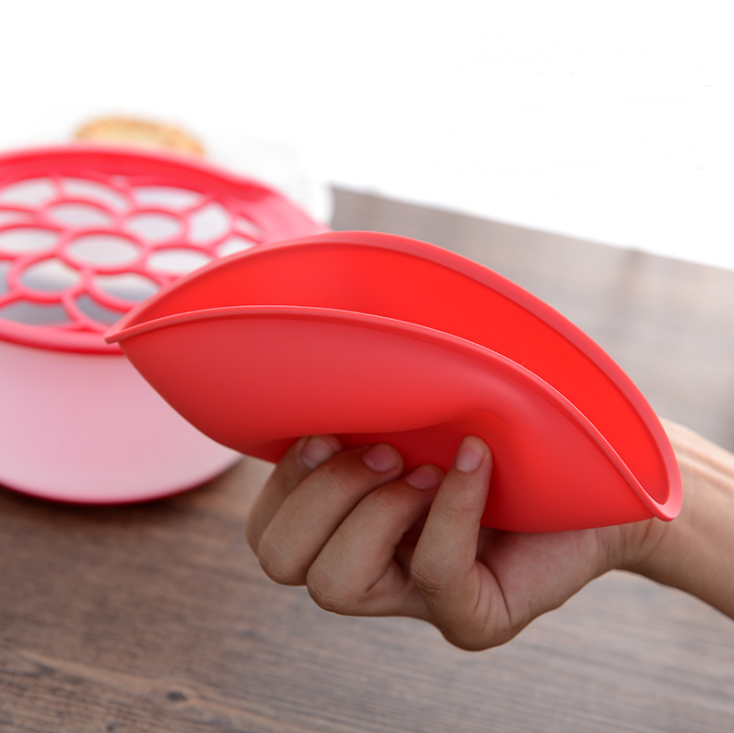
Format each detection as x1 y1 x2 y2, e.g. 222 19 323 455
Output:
301 436 340 470
455 436 487 473
362 443 400 473
405 464 442 490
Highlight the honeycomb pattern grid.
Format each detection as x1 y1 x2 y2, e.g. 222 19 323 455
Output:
0 171 265 339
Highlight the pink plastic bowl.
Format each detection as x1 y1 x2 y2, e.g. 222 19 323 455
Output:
107 231 681 531
0 339 243 502
0 145 325 503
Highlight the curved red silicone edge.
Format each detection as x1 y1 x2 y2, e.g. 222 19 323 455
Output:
108 302 682 523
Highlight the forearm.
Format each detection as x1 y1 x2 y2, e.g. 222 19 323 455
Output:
627 419 734 618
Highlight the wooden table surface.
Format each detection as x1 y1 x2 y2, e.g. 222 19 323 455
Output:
1 189 733 732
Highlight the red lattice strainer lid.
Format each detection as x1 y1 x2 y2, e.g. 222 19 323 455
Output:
0 145 326 353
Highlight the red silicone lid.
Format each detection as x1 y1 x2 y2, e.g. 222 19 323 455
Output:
106 231 681 532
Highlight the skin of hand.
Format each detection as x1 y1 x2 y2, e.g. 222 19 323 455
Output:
246 420 734 651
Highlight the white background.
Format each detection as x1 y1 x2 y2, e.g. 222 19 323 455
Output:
1 0 732 269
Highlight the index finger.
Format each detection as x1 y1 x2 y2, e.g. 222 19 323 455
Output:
246 435 342 552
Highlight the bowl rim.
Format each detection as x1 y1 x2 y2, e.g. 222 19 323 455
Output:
0 144 324 354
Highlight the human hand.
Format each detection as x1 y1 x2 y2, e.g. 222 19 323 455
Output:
246 435 655 650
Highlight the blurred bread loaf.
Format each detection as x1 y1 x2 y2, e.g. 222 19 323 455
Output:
74 116 205 157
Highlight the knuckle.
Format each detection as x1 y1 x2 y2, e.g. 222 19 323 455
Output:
306 564 360 615
444 620 516 652
409 555 453 599
443 627 493 652
256 536 305 586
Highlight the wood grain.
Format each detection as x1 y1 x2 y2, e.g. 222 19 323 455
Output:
1 189 733 732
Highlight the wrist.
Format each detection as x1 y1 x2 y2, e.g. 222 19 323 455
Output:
614 419 734 618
